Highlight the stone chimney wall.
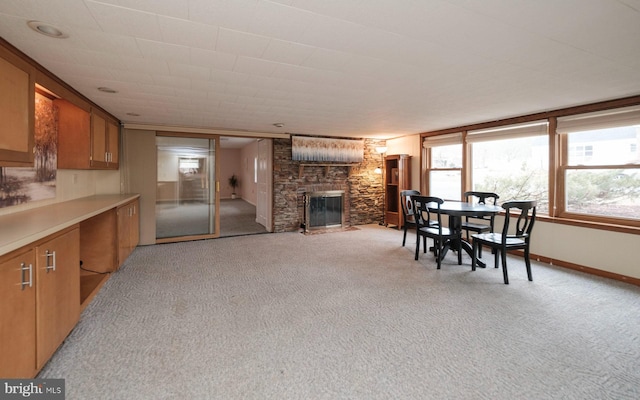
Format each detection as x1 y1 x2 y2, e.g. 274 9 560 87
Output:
273 138 386 232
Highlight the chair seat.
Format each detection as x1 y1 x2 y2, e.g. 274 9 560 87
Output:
472 232 526 246
460 221 491 232
419 226 454 237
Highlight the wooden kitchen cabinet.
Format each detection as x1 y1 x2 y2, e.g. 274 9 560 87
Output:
56 98 91 169
90 109 119 169
0 226 79 377
56 104 119 170
117 198 139 268
35 226 80 370
0 248 37 378
0 44 35 167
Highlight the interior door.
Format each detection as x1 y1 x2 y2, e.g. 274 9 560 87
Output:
155 135 219 241
256 139 272 231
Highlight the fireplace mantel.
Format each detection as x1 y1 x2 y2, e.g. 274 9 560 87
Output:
298 163 358 178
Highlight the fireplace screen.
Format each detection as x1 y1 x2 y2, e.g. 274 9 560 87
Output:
305 191 344 231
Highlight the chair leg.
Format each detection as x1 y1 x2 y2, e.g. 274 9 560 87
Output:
494 248 500 269
478 243 483 257
457 237 462 265
402 226 407 247
471 240 477 271
501 249 509 284
436 241 442 270
414 234 420 260
524 247 533 281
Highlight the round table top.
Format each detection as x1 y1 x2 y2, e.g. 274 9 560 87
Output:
434 201 502 216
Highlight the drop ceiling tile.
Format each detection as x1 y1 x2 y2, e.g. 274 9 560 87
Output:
246 0 316 41
216 27 270 58
289 0 364 20
85 0 162 41
190 48 237 70
187 0 258 31
260 38 315 66
136 38 190 62
167 62 211 81
105 0 189 19
158 15 219 51
233 56 280 76
124 57 171 75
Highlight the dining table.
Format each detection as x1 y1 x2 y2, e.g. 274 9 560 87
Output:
429 200 503 268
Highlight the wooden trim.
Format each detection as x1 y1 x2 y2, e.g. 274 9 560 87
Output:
420 94 640 138
156 234 219 244
527 253 640 287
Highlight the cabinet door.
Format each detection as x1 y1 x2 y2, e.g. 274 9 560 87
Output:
91 112 107 166
117 203 131 267
0 50 34 166
117 199 140 267
55 98 91 169
107 120 119 167
0 248 37 378
35 228 80 369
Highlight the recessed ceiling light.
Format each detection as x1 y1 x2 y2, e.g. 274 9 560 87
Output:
98 87 118 94
273 123 285 128
27 21 68 38
126 112 140 117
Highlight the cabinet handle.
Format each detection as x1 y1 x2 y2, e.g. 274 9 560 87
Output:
21 263 33 290
45 250 56 272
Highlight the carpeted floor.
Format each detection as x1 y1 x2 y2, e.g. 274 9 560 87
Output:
38 225 640 399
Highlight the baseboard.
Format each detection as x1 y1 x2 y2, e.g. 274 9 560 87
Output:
511 251 640 287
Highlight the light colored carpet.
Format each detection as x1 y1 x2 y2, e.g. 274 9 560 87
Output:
39 225 640 399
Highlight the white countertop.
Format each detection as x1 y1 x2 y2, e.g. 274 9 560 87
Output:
0 194 139 256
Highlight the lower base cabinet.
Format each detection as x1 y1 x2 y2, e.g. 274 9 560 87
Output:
0 248 37 378
35 227 80 370
0 226 79 377
0 195 139 378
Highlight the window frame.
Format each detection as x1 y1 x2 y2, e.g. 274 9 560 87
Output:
419 96 640 233
422 133 464 200
556 116 640 227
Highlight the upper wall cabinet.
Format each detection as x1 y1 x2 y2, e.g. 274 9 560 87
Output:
0 46 35 167
56 103 119 170
89 109 119 169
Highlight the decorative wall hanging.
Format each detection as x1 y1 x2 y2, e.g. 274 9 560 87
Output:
292 136 364 162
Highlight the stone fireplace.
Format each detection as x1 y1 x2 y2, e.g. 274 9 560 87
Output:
304 190 345 232
272 138 386 233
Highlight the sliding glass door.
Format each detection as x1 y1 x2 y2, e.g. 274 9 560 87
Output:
155 136 218 241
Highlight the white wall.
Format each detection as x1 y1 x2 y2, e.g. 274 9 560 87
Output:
387 135 421 192
387 134 640 280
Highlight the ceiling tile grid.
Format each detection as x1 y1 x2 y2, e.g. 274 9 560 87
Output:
0 0 639 138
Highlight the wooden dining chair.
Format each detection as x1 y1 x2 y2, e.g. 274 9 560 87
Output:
461 191 499 256
471 200 537 284
400 190 420 247
411 195 461 269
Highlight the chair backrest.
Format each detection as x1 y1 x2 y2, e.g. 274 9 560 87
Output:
400 190 420 221
464 191 499 205
411 195 444 229
463 191 500 225
500 200 537 242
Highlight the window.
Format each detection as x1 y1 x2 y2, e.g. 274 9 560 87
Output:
468 122 549 214
423 133 462 200
558 106 640 221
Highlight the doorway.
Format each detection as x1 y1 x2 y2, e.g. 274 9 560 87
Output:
156 136 218 241
155 135 272 241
